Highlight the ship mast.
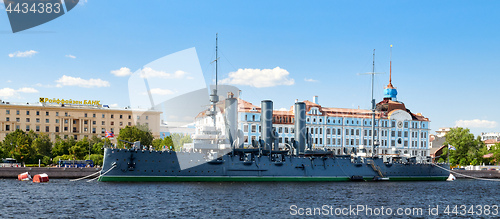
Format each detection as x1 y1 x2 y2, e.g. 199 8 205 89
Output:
209 34 220 129
371 49 376 157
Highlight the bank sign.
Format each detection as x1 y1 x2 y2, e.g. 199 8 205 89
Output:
39 97 101 106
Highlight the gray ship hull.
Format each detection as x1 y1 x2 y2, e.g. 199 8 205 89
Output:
98 148 450 182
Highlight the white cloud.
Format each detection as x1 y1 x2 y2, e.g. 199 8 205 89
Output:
111 67 132 77
0 87 39 98
139 67 188 79
8 50 38 58
6 80 12 83
0 88 16 98
455 119 497 129
304 78 318 82
147 88 175 95
17 87 39 93
220 67 294 88
65 54 76 59
55 75 110 88
278 108 288 111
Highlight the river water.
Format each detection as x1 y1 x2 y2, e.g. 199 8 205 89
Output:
0 179 499 218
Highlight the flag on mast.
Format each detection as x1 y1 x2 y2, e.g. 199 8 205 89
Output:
105 130 115 138
448 144 456 151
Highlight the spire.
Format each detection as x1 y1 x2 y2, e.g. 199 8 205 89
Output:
386 44 394 89
383 45 397 100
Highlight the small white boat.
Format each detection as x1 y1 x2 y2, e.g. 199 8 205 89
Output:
446 173 456 181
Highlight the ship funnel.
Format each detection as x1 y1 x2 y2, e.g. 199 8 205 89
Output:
261 100 273 151
294 102 306 155
225 92 238 148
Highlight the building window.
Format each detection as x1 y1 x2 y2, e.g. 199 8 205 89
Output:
36 126 40 132
56 112 59 116
26 111 30 115
85 113 87 117
404 131 408 138
102 121 105 125
6 125 10 131
92 121 96 125
26 125 30 131
128 115 131 119
84 120 88 125
74 135 78 140
278 127 283 133
46 112 49 116
398 131 402 137
326 129 330 135
320 128 322 135
64 127 68 131
65 112 68 116
26 118 30 122
137 115 140 120
45 126 49 132
356 129 359 136
111 114 114 119
101 128 105 134
16 118 20 122
120 115 123 119
55 126 59 132
111 121 114 125
6 117 9 122
259 126 261 133
36 118 40 123
36 111 39 116
64 119 68 124
351 129 355 135
285 127 289 133
16 110 20 115
120 122 123 126
16 125 20 130
6 110 10 115
128 122 131 126
46 119 49 123
337 129 341 135
337 139 341 145
244 125 248 132
92 128 96 134
251 125 256 133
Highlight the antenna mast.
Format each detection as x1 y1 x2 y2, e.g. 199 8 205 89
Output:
209 33 220 128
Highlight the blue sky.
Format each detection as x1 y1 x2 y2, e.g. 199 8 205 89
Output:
1 0 499 136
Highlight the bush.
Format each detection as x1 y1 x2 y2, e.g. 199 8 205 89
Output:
25 164 46 167
52 154 73 165
85 154 104 166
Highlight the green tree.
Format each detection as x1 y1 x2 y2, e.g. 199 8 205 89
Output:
32 133 52 157
444 127 482 166
2 129 31 157
117 125 153 148
85 154 104 166
52 137 75 157
69 137 91 160
152 138 163 150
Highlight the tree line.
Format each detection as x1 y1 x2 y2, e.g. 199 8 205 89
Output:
0 124 192 166
437 127 499 166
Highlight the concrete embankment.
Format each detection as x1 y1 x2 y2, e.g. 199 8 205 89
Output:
0 167 101 179
454 170 500 179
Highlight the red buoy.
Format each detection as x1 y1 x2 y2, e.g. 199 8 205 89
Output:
33 173 49 183
18 172 31 181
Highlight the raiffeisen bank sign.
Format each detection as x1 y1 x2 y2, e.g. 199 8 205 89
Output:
39 97 101 106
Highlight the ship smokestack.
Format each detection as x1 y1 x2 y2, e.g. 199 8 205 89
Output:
261 100 273 151
294 102 306 155
225 92 238 148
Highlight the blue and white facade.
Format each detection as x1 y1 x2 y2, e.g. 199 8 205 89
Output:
236 85 431 158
